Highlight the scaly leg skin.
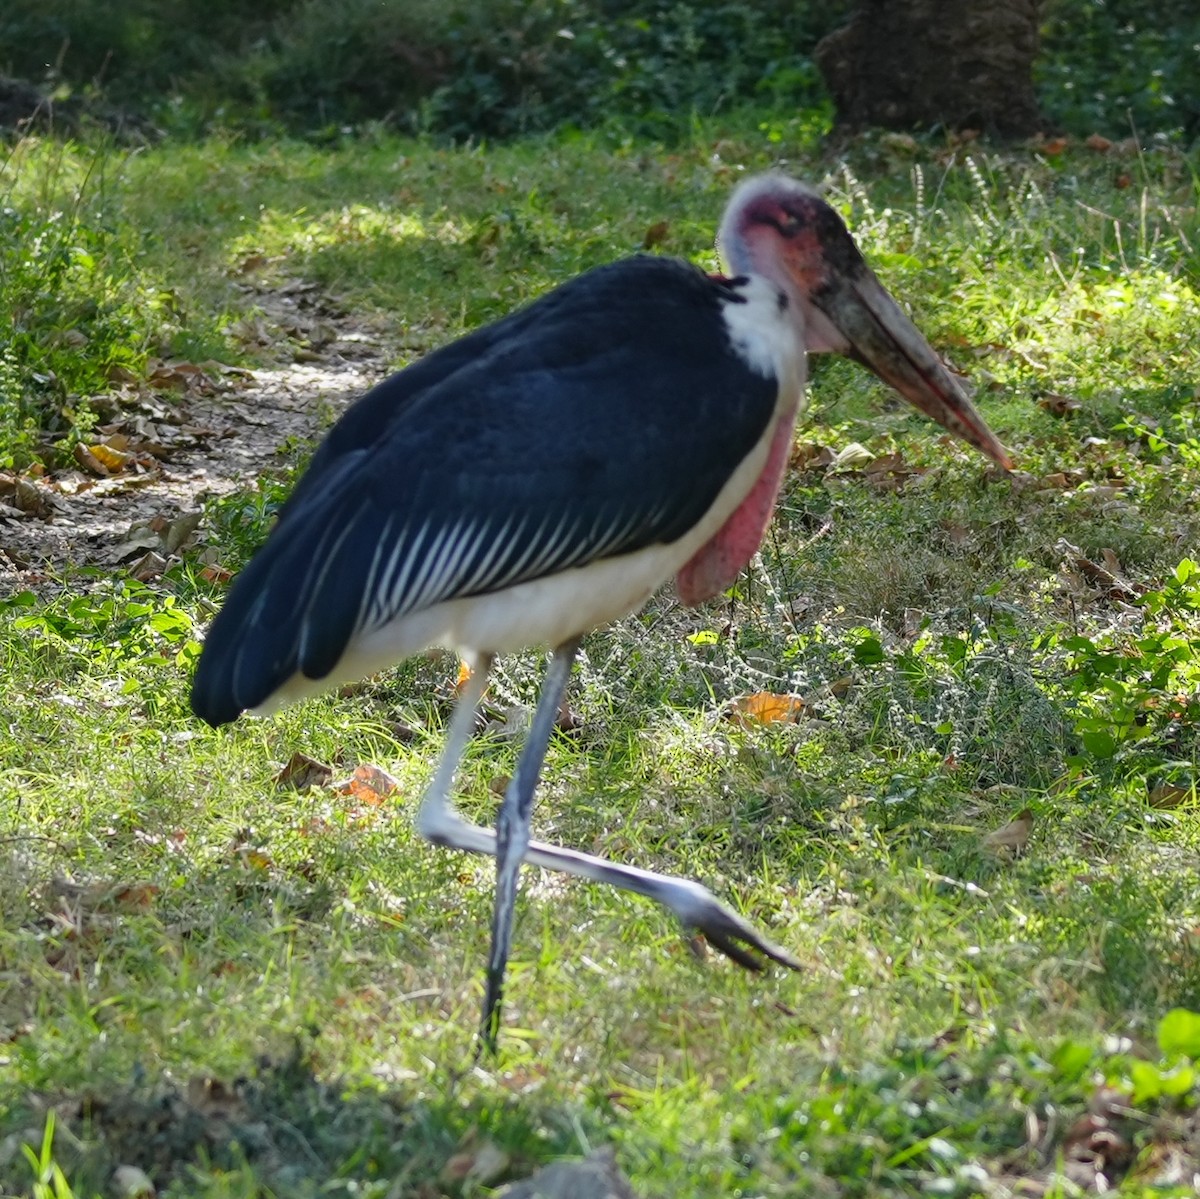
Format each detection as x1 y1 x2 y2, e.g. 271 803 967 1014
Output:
480 637 581 1052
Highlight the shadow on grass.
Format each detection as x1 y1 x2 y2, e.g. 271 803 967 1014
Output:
4 1041 573 1195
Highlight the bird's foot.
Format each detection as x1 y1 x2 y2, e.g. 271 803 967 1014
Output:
665 879 802 973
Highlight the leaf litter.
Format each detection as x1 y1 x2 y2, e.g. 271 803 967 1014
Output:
0 279 393 591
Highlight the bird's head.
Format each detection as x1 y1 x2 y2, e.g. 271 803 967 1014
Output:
717 173 1011 469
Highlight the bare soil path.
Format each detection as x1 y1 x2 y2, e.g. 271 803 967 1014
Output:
0 282 395 593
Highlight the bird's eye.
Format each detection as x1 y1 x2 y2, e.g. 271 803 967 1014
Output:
776 214 804 237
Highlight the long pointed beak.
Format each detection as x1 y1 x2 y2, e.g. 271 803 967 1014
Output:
815 266 1012 470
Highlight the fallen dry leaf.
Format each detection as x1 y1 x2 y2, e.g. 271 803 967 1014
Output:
87 442 134 473
238 847 274 871
981 808 1034 856
863 450 926 490
236 251 271 273
790 442 835 472
0 472 65 519
831 441 875 469
46 877 160 912
159 510 203 554
146 357 214 394
128 550 167 582
335 763 400 806
1085 132 1114 153
74 442 115 476
726 691 809 727
1148 782 1194 810
1038 392 1083 417
1034 470 1084 491
109 534 165 563
641 220 670 249
1056 539 1140 600
555 698 583 732
275 751 334 791
199 563 234 584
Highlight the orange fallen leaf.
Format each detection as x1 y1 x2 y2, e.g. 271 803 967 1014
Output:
74 443 113 476
335 763 400 807
726 691 808 727
86 442 133 472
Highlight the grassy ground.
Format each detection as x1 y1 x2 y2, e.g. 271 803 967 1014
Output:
2 119 1200 1196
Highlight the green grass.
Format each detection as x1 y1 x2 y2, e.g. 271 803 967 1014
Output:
2 120 1200 1196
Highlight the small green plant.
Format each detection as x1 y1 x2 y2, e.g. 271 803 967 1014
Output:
1060 559 1200 773
3 578 201 676
21 1112 76 1199
0 140 169 467
1116 412 1200 471
1101 1008 1200 1107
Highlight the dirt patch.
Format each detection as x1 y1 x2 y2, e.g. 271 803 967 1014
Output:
0 282 393 594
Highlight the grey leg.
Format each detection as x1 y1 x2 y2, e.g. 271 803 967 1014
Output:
480 637 580 1050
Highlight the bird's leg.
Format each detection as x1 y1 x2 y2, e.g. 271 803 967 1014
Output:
480 636 580 1051
415 651 496 849
414 648 801 1040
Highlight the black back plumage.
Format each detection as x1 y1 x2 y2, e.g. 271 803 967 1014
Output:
191 255 778 726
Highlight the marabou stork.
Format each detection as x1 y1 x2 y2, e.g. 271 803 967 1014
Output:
192 173 1010 1047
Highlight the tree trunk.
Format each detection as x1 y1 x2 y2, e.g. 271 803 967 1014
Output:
815 0 1043 137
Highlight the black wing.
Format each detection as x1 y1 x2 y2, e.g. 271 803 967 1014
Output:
192 256 778 725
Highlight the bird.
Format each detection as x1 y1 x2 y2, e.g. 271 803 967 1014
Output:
191 172 1010 1049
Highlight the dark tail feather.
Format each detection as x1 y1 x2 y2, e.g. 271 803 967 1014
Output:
191 475 376 727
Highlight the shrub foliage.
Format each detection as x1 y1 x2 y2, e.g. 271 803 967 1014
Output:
1 0 1194 140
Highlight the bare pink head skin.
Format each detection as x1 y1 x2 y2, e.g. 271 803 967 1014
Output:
718 174 1011 466
676 174 1010 606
